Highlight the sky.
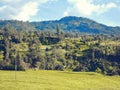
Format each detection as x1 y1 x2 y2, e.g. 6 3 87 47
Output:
0 0 120 26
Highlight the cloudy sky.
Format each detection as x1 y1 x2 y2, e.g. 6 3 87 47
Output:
0 0 120 26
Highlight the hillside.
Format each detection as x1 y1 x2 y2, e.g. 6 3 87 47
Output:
31 16 120 34
0 27 120 75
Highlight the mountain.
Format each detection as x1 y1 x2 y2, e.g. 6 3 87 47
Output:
0 16 120 34
31 16 120 34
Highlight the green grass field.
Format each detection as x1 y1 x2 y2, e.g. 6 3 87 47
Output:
0 70 120 90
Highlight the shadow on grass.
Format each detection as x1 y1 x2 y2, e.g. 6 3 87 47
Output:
60 71 97 76
0 79 53 85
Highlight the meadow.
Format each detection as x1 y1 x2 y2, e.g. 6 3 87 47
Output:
0 70 120 90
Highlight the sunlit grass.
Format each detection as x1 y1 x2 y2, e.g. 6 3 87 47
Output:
0 70 120 90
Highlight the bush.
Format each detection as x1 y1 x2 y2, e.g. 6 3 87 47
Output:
2 65 25 71
55 64 64 71
95 68 102 73
73 66 88 72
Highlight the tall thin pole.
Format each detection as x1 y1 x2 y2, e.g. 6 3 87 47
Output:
15 57 17 80
14 50 17 80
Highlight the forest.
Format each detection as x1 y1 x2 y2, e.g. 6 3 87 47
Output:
0 24 120 76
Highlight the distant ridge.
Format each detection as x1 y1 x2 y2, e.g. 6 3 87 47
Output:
31 16 120 34
0 20 36 31
0 16 120 34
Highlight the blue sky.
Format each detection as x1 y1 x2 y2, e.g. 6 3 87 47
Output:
0 0 120 26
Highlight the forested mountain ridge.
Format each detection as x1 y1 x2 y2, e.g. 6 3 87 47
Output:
31 16 120 34
0 20 36 31
0 16 120 34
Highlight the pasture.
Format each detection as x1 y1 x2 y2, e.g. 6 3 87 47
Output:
0 70 120 90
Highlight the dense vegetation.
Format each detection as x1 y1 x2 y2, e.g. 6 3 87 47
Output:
0 24 120 76
0 70 120 90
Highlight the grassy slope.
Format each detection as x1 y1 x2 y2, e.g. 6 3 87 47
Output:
0 70 120 90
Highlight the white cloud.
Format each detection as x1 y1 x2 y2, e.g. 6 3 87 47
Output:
0 6 7 11
63 11 69 16
65 0 118 16
106 3 117 8
1 0 16 2
97 3 117 14
0 0 51 20
13 2 39 21
67 0 97 16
